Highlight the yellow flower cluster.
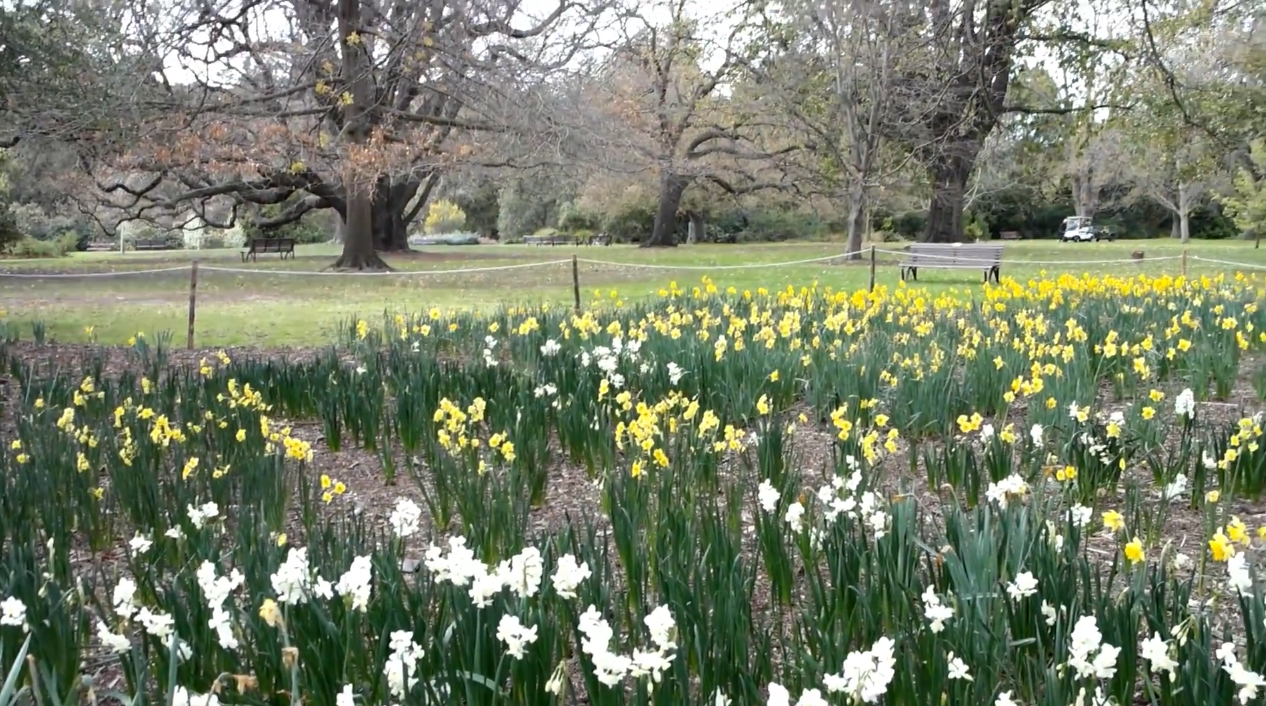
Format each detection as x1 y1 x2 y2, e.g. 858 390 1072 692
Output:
1216 417 1264 469
433 397 512 469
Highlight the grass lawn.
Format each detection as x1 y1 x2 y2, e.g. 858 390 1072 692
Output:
3 238 1265 347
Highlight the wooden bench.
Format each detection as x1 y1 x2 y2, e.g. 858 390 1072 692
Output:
523 235 577 246
1000 231 1021 241
241 237 296 262
899 243 1003 284
132 238 175 251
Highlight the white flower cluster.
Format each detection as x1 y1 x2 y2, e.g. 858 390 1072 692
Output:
1139 632 1178 679
136 606 176 642
482 335 499 368
1162 473 1188 502
129 532 153 556
196 561 245 649
532 383 562 409
1006 571 1039 602
768 636 898 706
172 686 221 706
552 554 592 599
187 501 220 530
823 636 897 703
577 604 676 688
1067 615 1120 680
1175 388 1196 420
96 620 131 654
986 474 1030 509
1041 601 1063 627
383 630 426 699
389 497 422 538
759 480 781 513
579 337 642 390
113 577 139 619
271 547 332 605
540 339 562 357
496 614 538 659
921 585 954 633
1219 642 1266 704
809 471 888 540
1229 554 1254 593
335 555 374 612
666 362 685 385
1066 504 1094 529
425 538 546 607
0 596 26 630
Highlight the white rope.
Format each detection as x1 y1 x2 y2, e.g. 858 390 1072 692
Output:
0 265 193 278
198 259 573 277
873 247 1183 266
1190 256 1266 272
575 250 867 271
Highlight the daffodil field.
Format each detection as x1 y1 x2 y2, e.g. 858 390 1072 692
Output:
8 273 1266 706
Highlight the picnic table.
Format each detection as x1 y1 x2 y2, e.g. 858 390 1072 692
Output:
899 243 1003 284
241 237 296 262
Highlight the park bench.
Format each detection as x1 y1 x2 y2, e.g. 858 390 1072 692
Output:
1000 231 1021 241
132 238 176 251
899 243 1003 284
241 237 296 262
523 234 577 246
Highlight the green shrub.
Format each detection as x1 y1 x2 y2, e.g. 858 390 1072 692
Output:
558 201 602 232
0 207 20 253
9 235 69 258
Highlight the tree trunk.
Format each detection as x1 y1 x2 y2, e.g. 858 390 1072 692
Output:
687 211 704 244
330 0 388 271
643 172 688 248
1073 171 1098 220
331 212 345 244
333 185 389 270
844 184 866 260
1178 183 1190 244
923 152 975 243
370 178 421 252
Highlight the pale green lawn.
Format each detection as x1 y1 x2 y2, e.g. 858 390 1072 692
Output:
2 239 1264 347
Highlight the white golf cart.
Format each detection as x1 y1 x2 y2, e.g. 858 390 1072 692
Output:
1059 216 1114 242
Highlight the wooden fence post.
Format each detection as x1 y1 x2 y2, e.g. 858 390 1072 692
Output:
187 260 199 350
869 246 876 292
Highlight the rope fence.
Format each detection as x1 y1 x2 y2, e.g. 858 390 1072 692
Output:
4 247 1266 349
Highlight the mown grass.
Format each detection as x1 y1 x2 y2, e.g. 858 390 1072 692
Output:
3 239 1265 347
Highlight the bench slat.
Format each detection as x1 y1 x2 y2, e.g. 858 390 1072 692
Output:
899 244 1003 283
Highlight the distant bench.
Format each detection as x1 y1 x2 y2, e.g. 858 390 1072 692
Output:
1000 231 1021 241
523 234 575 246
899 243 1003 284
132 238 177 251
241 237 296 262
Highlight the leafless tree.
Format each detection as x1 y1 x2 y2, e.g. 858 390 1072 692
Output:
92 0 608 269
577 0 802 248
753 0 929 257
